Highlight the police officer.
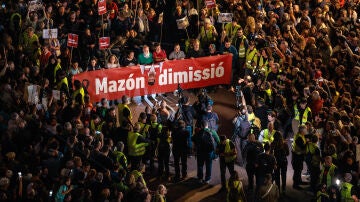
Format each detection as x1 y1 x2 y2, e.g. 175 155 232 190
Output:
217 135 237 191
292 125 307 189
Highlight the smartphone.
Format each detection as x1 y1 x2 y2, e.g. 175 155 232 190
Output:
95 131 101 135
49 190 53 197
18 172 22 177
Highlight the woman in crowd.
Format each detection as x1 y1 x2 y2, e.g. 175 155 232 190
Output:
106 54 120 69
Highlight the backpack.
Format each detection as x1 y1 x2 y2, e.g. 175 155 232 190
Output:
201 129 217 153
228 181 242 201
234 115 251 139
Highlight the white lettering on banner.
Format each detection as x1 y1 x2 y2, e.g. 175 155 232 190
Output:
158 62 224 85
96 76 145 95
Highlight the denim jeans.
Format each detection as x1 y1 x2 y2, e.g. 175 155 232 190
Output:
197 152 213 181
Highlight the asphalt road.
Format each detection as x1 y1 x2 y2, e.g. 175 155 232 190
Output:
128 88 314 202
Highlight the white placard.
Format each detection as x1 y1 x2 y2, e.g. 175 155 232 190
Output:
218 13 233 23
52 90 60 100
42 29 58 39
27 85 40 104
176 16 189 30
42 98 48 111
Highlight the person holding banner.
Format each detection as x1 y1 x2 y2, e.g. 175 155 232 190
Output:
137 45 153 65
106 54 120 68
187 39 205 58
87 57 101 71
121 51 138 66
169 43 186 60
152 43 167 63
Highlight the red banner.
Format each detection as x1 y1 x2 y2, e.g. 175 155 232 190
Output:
67 33 78 48
73 55 232 102
205 0 216 8
98 0 107 15
99 37 110 50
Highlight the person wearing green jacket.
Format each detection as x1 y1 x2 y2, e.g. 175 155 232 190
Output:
128 122 149 171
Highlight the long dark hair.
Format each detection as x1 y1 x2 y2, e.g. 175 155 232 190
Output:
272 131 284 150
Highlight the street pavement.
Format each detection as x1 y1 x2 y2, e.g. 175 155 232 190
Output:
127 88 314 202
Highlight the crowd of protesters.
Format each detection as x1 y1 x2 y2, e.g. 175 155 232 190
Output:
0 0 360 201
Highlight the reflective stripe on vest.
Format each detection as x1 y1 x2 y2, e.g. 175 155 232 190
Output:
224 139 236 163
294 105 311 125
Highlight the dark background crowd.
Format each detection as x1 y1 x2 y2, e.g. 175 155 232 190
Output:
0 0 359 201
